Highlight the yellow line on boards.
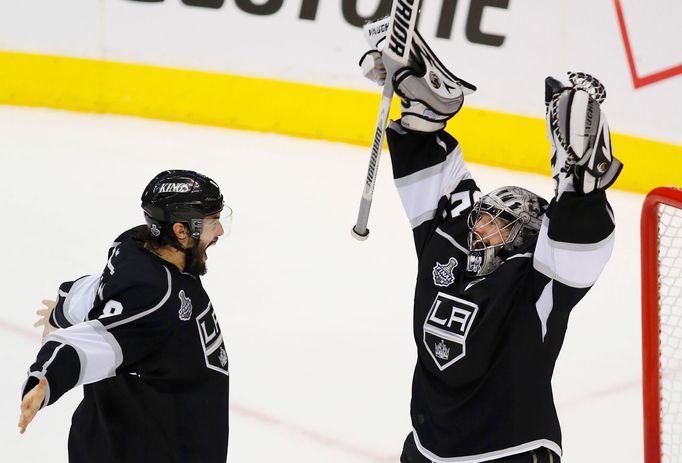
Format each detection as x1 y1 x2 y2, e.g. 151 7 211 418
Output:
0 50 679 194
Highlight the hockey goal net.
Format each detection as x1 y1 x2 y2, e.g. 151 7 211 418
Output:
642 187 682 463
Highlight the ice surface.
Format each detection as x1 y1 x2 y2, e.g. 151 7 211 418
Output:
0 106 644 462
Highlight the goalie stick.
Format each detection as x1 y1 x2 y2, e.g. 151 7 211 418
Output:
351 0 422 241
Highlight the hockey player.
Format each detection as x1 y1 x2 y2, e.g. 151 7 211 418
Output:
360 30 622 463
19 170 232 463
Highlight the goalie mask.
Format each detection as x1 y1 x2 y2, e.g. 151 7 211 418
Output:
466 186 548 277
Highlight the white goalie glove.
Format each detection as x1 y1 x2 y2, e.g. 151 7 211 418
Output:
359 20 476 132
546 72 623 197
359 50 386 86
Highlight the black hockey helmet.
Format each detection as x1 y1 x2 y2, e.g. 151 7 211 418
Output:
141 170 225 240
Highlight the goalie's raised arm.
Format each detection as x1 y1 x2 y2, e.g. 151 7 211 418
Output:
375 31 479 254
532 73 620 299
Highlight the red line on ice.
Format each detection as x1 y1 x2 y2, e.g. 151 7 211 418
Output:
2 318 396 462
232 403 397 462
0 319 40 341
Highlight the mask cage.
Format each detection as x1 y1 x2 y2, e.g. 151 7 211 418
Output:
467 200 522 252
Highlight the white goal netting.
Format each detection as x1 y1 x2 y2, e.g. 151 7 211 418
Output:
657 202 682 462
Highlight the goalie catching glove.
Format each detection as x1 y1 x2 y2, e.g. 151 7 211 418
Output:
359 25 476 132
546 72 623 197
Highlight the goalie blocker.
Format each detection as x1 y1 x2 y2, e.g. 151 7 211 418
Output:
359 25 477 133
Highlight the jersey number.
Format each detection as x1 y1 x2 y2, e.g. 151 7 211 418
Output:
100 300 123 319
444 190 482 220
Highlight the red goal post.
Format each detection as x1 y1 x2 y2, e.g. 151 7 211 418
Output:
642 186 682 463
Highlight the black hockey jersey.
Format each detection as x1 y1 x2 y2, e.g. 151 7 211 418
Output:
386 123 615 462
23 226 229 463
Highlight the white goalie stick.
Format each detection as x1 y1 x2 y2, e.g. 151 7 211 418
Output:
351 0 422 241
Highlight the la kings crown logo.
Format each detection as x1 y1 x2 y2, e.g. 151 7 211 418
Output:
423 292 478 370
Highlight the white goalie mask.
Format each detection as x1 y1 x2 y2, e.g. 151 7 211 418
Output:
466 186 548 277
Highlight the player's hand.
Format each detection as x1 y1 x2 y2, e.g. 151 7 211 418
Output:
34 299 57 340
18 377 47 434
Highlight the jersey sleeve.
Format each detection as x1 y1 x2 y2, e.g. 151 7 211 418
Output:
534 190 615 288
22 262 175 408
531 190 616 338
386 122 480 256
49 275 100 328
48 226 147 329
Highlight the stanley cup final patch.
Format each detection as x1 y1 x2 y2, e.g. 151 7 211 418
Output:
423 292 478 371
178 290 192 321
432 257 458 287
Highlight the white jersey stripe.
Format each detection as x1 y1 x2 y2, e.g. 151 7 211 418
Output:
38 343 67 405
410 209 438 229
394 147 458 188
51 306 63 329
535 281 554 341
41 343 66 373
63 274 100 325
533 217 615 288
395 146 470 229
46 320 124 386
24 372 51 406
412 429 562 463
507 252 533 260
435 228 469 254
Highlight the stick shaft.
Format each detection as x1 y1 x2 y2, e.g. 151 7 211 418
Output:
353 83 394 237
352 0 421 240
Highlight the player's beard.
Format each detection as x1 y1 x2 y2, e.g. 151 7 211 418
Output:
184 239 207 277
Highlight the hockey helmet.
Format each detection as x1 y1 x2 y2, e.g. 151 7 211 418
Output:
141 170 227 240
466 186 548 276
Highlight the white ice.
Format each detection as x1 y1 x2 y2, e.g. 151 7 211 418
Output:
0 106 644 462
